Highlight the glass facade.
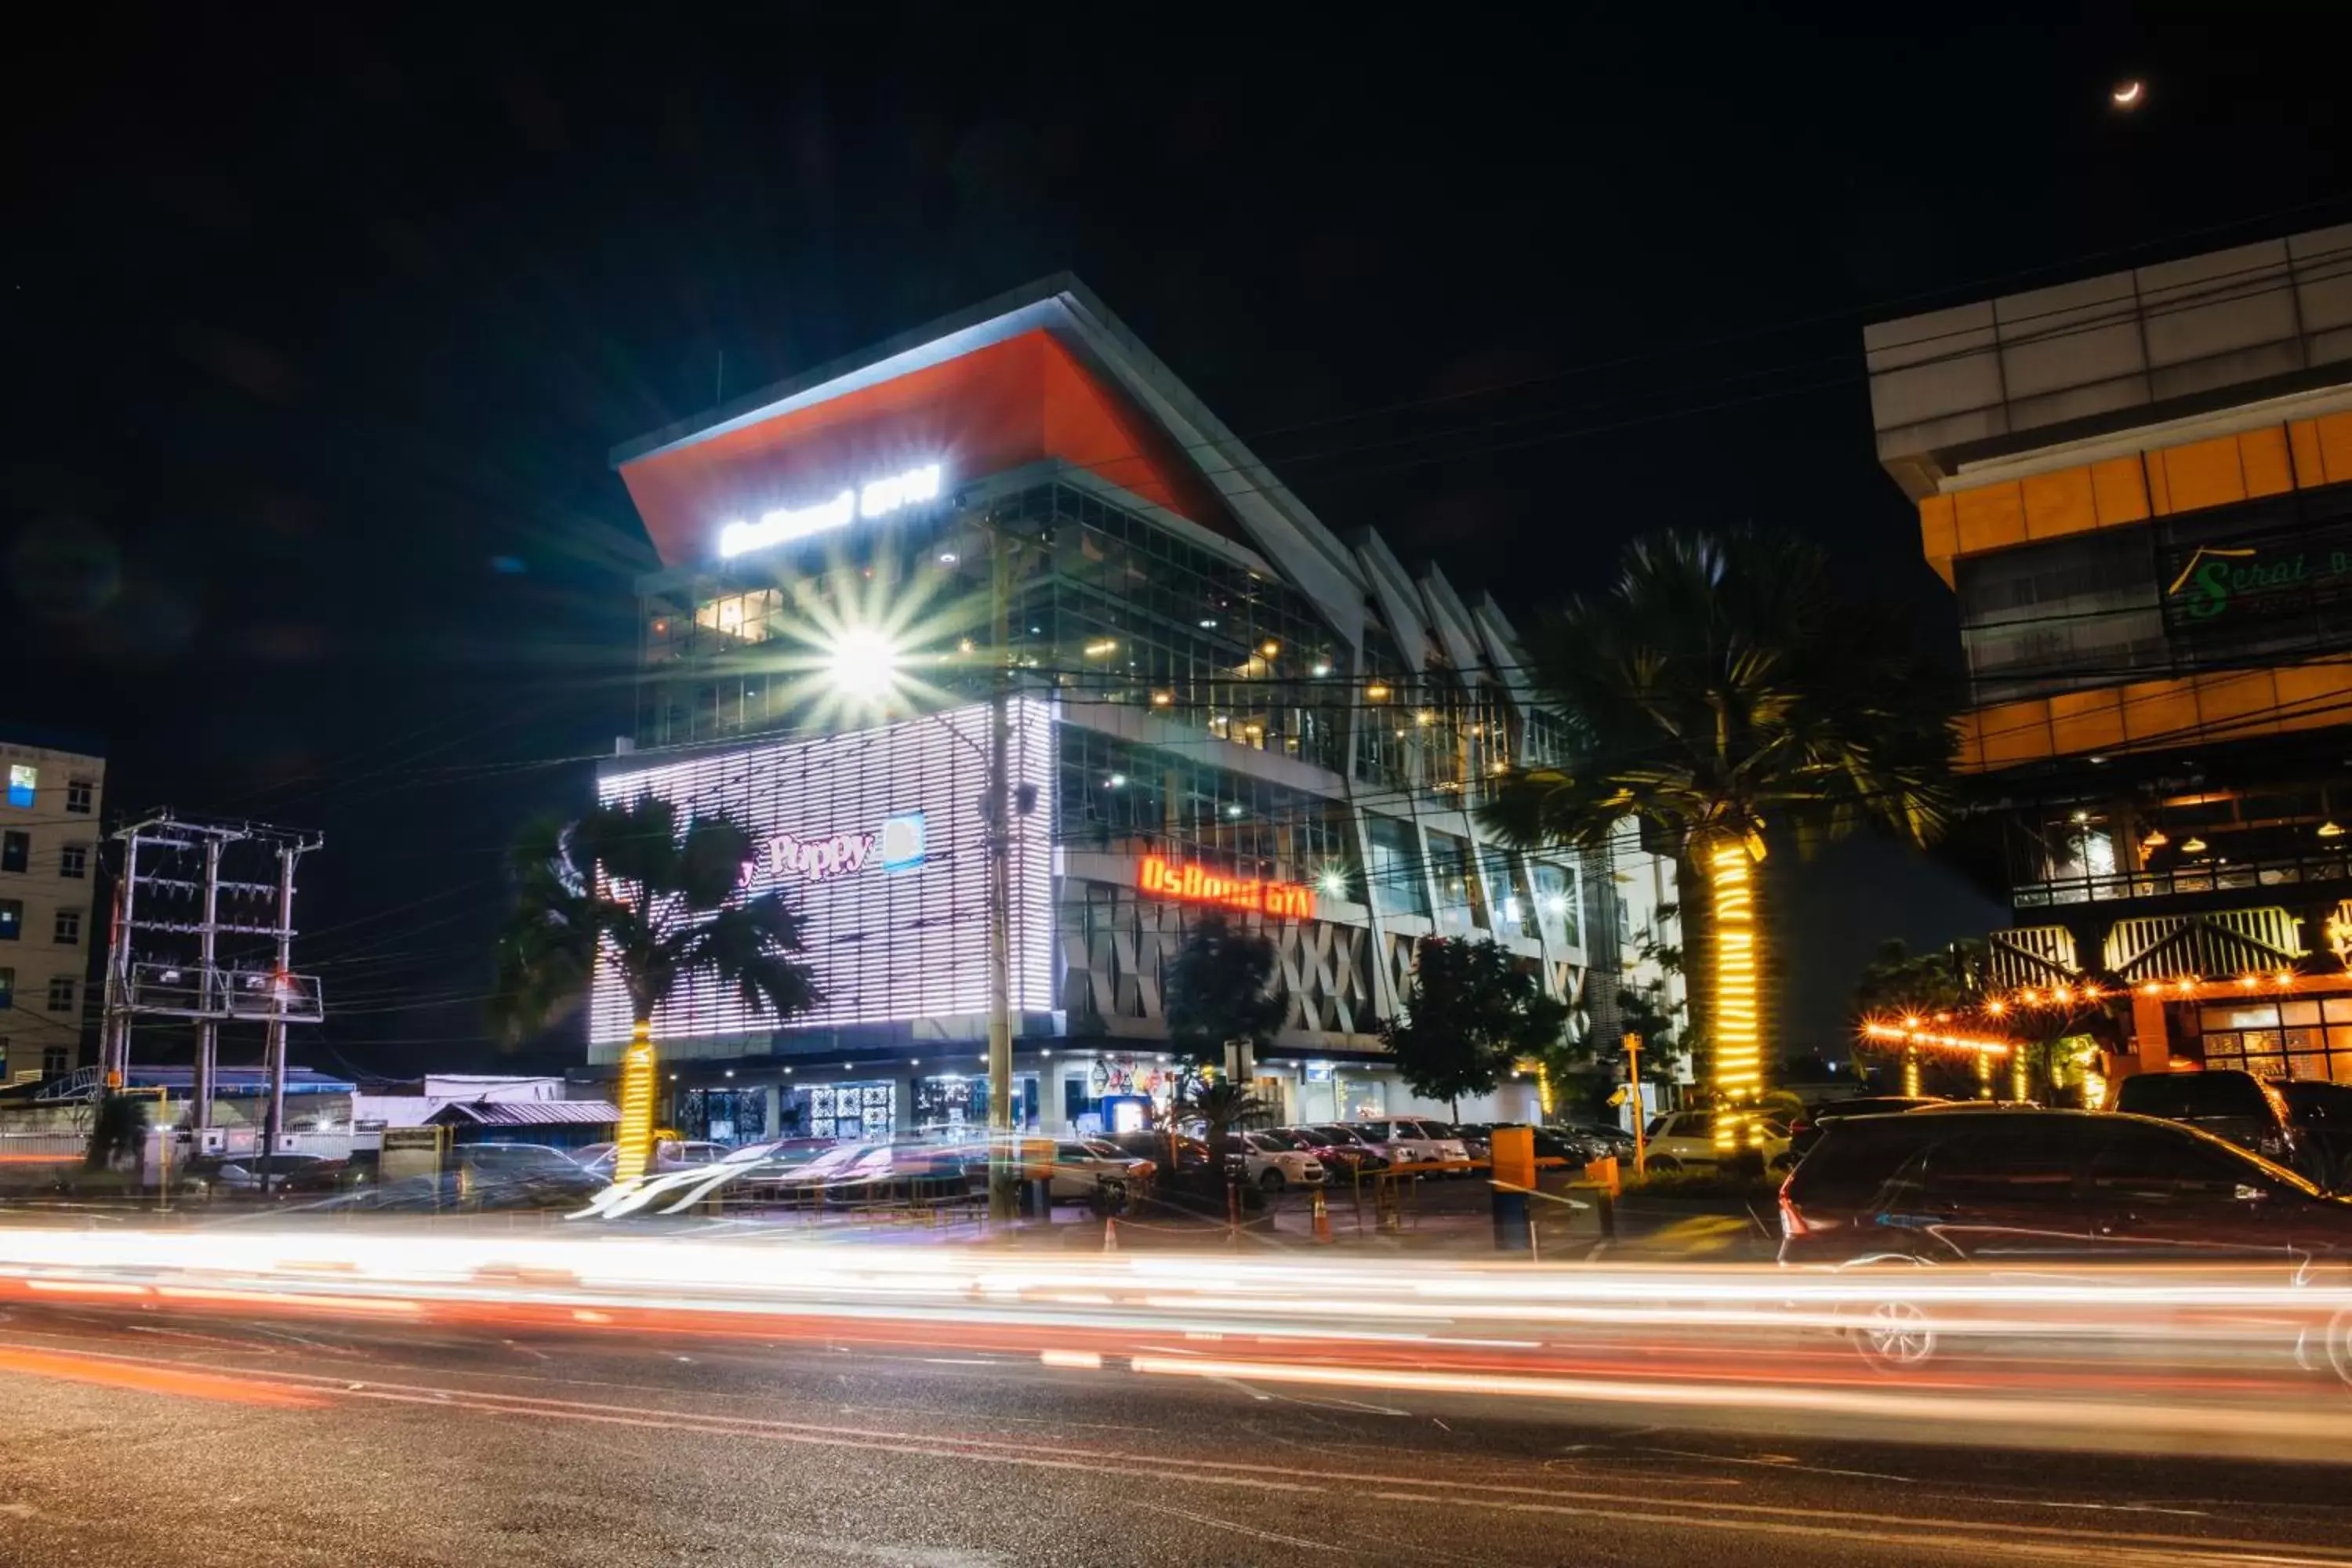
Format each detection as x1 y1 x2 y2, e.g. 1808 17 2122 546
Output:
1057 727 1354 891
611 415 1652 1096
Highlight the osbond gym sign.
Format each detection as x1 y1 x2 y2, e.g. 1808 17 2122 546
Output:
1137 855 1316 919
718 463 944 559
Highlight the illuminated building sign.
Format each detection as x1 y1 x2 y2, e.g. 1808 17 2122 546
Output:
753 812 926 884
717 462 945 558
2166 542 2352 619
1137 855 1316 920
593 700 1052 1044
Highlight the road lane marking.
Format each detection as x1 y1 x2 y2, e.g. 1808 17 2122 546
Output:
4 1333 2350 1563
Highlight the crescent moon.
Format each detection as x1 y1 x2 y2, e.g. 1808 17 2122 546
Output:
2112 80 2144 107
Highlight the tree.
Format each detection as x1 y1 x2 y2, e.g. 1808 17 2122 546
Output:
1176 1076 1276 1153
85 1094 148 1172
1850 937 1987 1095
1850 937 1976 1020
491 795 821 1183
1163 913 1286 1069
1381 938 1569 1119
1481 527 1953 1141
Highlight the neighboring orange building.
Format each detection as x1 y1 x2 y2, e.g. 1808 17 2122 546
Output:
1866 224 2352 1080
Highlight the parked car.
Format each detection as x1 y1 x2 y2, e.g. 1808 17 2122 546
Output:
1276 1127 1390 1177
2114 1069 2299 1167
1787 1096 1950 1163
572 1138 728 1177
1100 1130 1217 1173
1349 1118 1470 1167
1777 1108 2352 1377
1047 1139 1156 1200
1454 1123 1601 1169
1560 1121 1639 1160
2275 1080 2352 1192
449 1142 604 1206
195 1152 347 1197
1642 1110 1793 1172
1236 1131 1326 1190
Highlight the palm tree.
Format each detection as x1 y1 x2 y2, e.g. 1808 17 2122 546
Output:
1481 528 1953 1150
492 795 821 1183
1174 1075 1275 1181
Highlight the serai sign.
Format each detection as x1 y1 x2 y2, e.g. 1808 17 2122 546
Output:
1138 855 1316 920
717 463 945 558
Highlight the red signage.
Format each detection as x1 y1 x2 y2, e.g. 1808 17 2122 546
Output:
1137 855 1316 920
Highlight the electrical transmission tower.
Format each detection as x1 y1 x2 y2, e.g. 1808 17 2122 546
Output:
100 814 325 1158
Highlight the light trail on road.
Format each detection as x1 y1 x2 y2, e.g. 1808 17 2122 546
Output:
0 1221 2348 1462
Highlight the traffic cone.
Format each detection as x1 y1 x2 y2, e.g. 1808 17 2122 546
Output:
1310 1186 1333 1244
1102 1217 1119 1254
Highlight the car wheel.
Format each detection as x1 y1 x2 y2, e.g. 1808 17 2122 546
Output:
1851 1299 1938 1372
1769 1151 1796 1174
1259 1168 1286 1193
2327 1309 2352 1390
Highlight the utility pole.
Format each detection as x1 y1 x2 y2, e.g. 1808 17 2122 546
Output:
259 840 310 1200
102 814 323 1190
194 838 221 1132
100 832 140 1094
986 522 1018 1223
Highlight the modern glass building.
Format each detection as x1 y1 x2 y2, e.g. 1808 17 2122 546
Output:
587 275 1680 1141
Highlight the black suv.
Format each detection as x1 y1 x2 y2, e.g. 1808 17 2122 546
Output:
1780 1108 2352 1269
1785 1096 1949 1163
1779 1109 2352 1374
2114 1069 2299 1167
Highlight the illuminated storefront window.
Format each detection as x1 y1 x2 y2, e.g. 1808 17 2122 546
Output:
805 1081 895 1142
2197 997 2352 1084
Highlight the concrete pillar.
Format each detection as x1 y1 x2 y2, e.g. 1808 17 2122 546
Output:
2132 989 2172 1075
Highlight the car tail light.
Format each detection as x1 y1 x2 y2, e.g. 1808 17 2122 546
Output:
1777 1175 1809 1238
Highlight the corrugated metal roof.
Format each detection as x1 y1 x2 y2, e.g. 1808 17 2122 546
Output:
426 1100 622 1127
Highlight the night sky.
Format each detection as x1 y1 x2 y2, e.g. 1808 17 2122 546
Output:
8 10 2348 1076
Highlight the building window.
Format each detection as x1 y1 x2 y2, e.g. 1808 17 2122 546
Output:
64 779 93 815
58 844 88 880
0 967 14 1009
53 909 79 946
1532 862 1581 949
5 765 34 809
0 901 16 941
45 976 75 1014
42 1045 67 1077
1 832 24 874
1364 815 1429 920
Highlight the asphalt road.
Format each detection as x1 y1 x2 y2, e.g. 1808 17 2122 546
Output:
4 1302 2352 1568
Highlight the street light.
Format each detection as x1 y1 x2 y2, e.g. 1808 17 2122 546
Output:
826 626 902 700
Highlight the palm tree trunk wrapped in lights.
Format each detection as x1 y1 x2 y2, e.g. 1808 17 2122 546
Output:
1480 528 1955 1137
613 1029 659 1185
492 797 822 1187
1705 841 1766 1152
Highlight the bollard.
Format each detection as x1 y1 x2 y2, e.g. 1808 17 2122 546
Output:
1310 1185 1333 1243
1490 1127 1536 1254
1102 1216 1119 1254
1491 1185 1532 1252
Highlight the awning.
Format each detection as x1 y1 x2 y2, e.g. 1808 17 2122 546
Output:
425 1100 622 1127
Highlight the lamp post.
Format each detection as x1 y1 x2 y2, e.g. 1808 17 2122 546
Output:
986 524 1018 1223
1623 1031 1646 1179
